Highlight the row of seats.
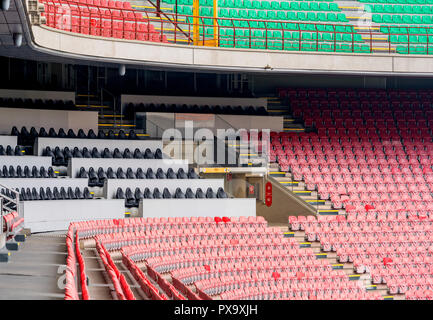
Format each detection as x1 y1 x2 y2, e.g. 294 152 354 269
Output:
288 214 433 298
43 146 163 166
167 0 340 11
0 97 75 110
40 0 168 43
78 167 199 186
65 216 380 300
0 145 25 156
360 0 433 4
123 102 268 117
279 88 433 99
0 165 57 178
366 4 433 13
115 187 228 207
11 126 142 140
15 186 93 201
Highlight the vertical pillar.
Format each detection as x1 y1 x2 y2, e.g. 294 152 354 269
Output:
193 0 200 45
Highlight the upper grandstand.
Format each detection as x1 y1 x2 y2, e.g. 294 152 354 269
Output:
0 0 432 74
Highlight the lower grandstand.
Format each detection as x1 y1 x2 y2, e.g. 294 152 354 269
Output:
2 0 433 304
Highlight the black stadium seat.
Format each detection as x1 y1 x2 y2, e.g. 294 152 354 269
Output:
136 168 146 179
143 187 153 199
195 188 205 199
91 147 101 158
188 168 199 179
125 188 135 207
133 148 144 159
153 187 162 199
67 129 76 138
107 167 116 179
144 148 154 159
217 187 228 198
126 167 135 179
77 129 87 139
116 168 126 179
146 168 156 179
174 187 185 199
134 188 144 204
88 129 97 139
156 168 166 179
185 188 195 199
166 168 177 179
206 187 217 199
82 147 92 158
78 167 89 179
177 168 188 179
162 187 172 199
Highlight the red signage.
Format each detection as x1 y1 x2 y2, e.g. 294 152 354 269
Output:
249 185 255 195
265 182 272 207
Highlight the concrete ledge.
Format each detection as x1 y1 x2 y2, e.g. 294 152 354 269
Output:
31 25 433 76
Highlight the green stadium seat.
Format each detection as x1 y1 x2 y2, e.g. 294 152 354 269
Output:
329 3 340 11
271 1 280 10
261 1 271 10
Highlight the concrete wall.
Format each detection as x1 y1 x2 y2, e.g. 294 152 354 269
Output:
105 178 224 199
32 25 433 76
0 136 17 148
0 156 52 168
256 177 315 224
138 198 256 218
68 158 189 178
0 108 98 135
21 199 124 233
35 137 163 156
145 112 283 137
0 89 75 102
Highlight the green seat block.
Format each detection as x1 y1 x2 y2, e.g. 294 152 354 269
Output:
319 3 329 11
300 2 310 11
327 13 338 22
243 0 252 8
271 1 280 10
403 6 413 14
239 9 248 19
280 2 290 10
392 15 403 23
292 31 300 39
382 15 392 24
396 45 408 54
337 43 352 52
307 12 318 21
398 35 408 43
287 12 298 20
247 10 257 19
261 1 271 9
354 44 370 53
329 3 340 11
257 10 267 20
228 9 238 18
342 34 353 42
219 8 229 17
418 35 428 43
372 14 382 23
319 43 334 52
321 32 333 41
283 31 292 40
422 6 432 14
384 5 393 13
277 11 286 20
297 12 307 21
421 16 432 24
273 31 282 39
413 15 423 24
390 35 399 43
310 3 319 11
252 0 260 9
412 5 423 14
337 13 348 22
252 40 265 49
290 2 300 11
409 35 419 43
267 11 276 20
317 12 326 21
402 15 413 23
225 0 235 7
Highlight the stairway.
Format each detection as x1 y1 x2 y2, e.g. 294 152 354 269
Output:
336 0 396 53
130 0 193 44
274 225 400 300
